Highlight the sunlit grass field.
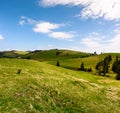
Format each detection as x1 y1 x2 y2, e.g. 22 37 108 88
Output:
23 49 90 61
0 58 120 113
47 53 120 72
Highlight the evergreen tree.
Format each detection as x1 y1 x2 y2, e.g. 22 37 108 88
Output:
79 62 85 71
95 55 112 76
103 55 112 76
95 61 103 75
116 61 120 80
112 56 120 80
56 61 60 66
112 56 119 73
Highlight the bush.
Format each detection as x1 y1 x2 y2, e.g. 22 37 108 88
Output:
87 67 92 72
17 69 22 74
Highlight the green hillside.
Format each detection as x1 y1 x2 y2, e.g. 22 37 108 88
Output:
23 49 91 61
0 58 120 113
47 53 120 72
0 50 29 58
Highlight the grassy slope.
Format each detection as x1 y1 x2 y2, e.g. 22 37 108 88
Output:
0 58 120 113
23 49 90 61
47 53 120 71
14 51 29 55
0 50 29 58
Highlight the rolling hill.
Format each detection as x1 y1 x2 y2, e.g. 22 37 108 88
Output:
47 52 120 68
0 58 120 113
22 49 91 61
1 49 120 76
0 50 29 58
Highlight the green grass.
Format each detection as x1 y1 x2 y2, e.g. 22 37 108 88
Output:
0 58 120 113
47 53 120 72
23 49 90 61
0 50 29 58
14 50 29 55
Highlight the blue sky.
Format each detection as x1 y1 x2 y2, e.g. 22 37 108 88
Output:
0 0 120 53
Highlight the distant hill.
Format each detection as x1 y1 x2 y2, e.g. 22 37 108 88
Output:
47 52 120 75
0 50 29 58
22 49 91 61
1 50 120 73
0 58 120 113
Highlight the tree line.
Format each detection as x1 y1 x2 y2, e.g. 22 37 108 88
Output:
56 55 120 80
96 55 120 80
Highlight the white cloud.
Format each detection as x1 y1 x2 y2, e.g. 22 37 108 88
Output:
82 38 101 48
48 44 53 47
19 20 25 26
32 21 75 40
19 16 37 26
0 34 4 40
48 31 74 39
19 16 75 40
108 34 120 52
40 0 120 20
80 32 120 53
33 22 61 33
114 24 120 33
40 0 90 6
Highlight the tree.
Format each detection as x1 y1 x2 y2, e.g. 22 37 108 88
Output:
103 55 112 76
94 51 97 55
56 61 60 66
116 61 120 80
79 62 85 71
112 56 119 73
112 56 120 80
56 51 60 56
95 55 112 76
95 61 103 75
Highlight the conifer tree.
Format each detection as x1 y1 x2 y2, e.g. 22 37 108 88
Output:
56 61 60 66
112 56 120 80
80 62 85 71
96 55 112 76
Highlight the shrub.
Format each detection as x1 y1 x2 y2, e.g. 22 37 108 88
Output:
87 67 92 72
17 69 22 74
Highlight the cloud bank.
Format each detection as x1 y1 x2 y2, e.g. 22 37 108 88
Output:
80 32 120 53
40 0 120 20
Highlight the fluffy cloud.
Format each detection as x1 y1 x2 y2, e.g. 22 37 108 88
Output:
33 22 61 33
19 17 75 40
40 0 90 6
0 34 4 40
48 32 74 39
40 0 120 20
81 32 120 53
33 22 74 39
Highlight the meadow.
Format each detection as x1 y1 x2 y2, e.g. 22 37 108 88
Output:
0 58 120 113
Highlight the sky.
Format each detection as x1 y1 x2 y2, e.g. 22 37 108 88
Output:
0 0 120 53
